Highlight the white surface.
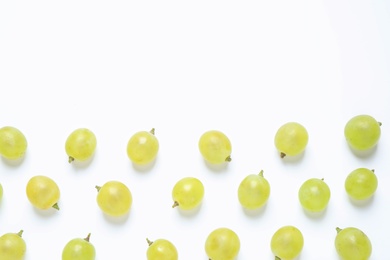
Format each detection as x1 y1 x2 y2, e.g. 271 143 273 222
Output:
0 1 389 259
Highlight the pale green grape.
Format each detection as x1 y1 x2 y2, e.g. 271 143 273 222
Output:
270 225 304 260
237 170 270 210
274 122 308 158
26 175 60 210
198 130 232 164
96 181 132 217
127 128 159 165
0 126 27 160
344 114 381 151
345 168 377 200
62 233 95 260
172 177 204 210
298 178 331 212
335 227 372 260
146 238 178 260
0 230 26 260
65 128 97 163
205 227 240 260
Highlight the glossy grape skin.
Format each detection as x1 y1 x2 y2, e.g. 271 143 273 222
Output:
270 225 304 260
0 230 26 260
0 126 27 160
146 238 178 260
335 227 372 260
237 170 270 210
65 128 97 163
345 168 377 200
62 233 95 260
344 114 381 151
127 128 159 165
205 227 240 260
172 177 204 210
274 122 308 158
96 181 132 217
298 178 331 212
26 175 60 210
198 130 232 164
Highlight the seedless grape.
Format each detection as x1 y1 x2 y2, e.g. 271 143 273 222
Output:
345 168 377 200
65 128 97 163
198 130 232 164
127 128 159 165
274 122 308 158
270 225 304 260
335 227 371 260
0 230 26 260
26 175 60 210
172 177 204 210
0 126 27 160
96 181 132 217
205 227 240 260
62 233 95 260
298 178 331 212
344 114 381 151
237 170 270 210
146 238 178 260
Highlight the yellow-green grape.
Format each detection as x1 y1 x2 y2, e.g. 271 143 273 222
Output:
344 114 381 151
345 168 378 200
237 170 270 210
205 227 240 260
270 225 304 260
96 181 132 217
274 122 308 158
126 128 159 165
65 128 97 163
0 126 27 160
198 130 232 164
146 238 178 260
335 227 372 260
62 233 95 260
172 177 204 210
26 175 60 210
298 178 331 212
0 230 26 260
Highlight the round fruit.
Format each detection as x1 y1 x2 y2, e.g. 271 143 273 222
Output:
237 170 270 210
198 130 232 164
62 233 96 260
270 225 304 260
205 227 240 260
146 238 178 260
344 114 381 151
298 178 331 212
0 126 27 160
26 175 60 210
172 177 204 210
335 227 371 260
0 230 26 260
127 128 159 165
65 128 97 163
345 168 377 200
274 122 308 158
96 181 132 217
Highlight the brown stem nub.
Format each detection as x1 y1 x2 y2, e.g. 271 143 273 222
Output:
378 122 382 126
225 156 232 162
68 156 74 163
146 238 153 246
172 201 179 208
52 203 60 210
84 233 91 242
280 152 286 158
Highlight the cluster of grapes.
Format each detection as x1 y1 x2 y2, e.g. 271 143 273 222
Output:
0 114 381 260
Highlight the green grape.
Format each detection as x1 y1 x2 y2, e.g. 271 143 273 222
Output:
237 170 270 210
62 233 95 260
26 175 60 210
205 227 240 260
127 128 159 165
270 225 304 260
0 126 27 160
172 177 204 210
146 238 178 260
96 181 132 217
344 114 381 151
345 168 377 200
0 230 26 260
274 122 308 158
65 128 97 163
298 178 331 212
335 227 372 260
198 130 232 164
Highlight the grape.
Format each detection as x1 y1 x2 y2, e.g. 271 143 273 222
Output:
345 168 377 200
335 227 372 260
344 114 381 151
198 130 232 164
127 128 159 165
96 181 132 217
0 126 27 160
26 175 60 210
205 227 240 260
298 178 331 212
274 122 308 158
65 128 97 163
270 225 304 260
237 170 270 210
172 177 204 210
62 233 95 260
0 230 26 260
146 238 178 260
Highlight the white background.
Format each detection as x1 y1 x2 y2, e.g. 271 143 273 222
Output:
1 0 389 259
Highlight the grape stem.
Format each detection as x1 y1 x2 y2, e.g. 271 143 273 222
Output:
52 203 60 210
146 238 153 246
280 152 286 158
336 227 342 233
95 186 101 192
275 257 281 260
150 128 155 135
68 156 74 163
172 201 179 208
259 170 264 177
84 233 91 242
225 156 232 162
17 230 24 237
